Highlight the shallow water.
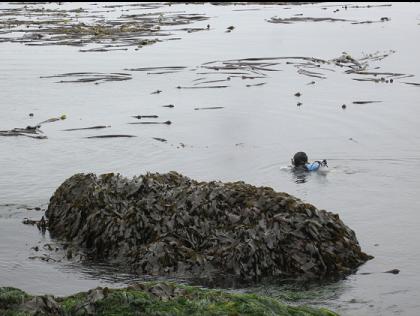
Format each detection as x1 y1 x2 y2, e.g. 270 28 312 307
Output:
1 2 420 315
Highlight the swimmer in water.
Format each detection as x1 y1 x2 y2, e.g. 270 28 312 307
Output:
291 152 328 171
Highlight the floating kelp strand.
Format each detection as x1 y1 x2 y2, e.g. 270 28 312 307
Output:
132 115 159 119
40 72 132 84
177 85 229 89
129 121 171 125
86 134 137 138
125 66 187 71
352 101 382 104
63 125 110 131
194 107 224 110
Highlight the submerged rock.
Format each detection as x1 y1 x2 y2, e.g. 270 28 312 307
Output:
0 283 338 316
46 172 371 282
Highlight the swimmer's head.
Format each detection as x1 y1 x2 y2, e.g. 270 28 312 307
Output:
292 152 308 167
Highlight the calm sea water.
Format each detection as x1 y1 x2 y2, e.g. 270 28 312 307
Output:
1 2 420 315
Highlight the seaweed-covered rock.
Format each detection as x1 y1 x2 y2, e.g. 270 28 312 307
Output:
46 172 371 282
0 283 338 316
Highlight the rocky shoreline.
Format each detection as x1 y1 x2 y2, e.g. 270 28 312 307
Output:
46 172 372 283
0 282 338 316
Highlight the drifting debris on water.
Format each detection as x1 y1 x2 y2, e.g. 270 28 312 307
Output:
352 101 382 104
79 47 129 53
0 126 46 139
176 85 229 89
193 79 231 85
181 27 210 33
298 68 327 79
403 82 420 87
226 25 235 32
46 172 372 283
348 70 407 77
86 135 137 138
132 115 159 119
351 18 391 25
246 82 266 87
0 113 66 139
38 115 66 125
0 4 209 51
194 106 224 110
192 51 410 86
349 4 393 9
21 206 42 211
125 66 187 72
40 72 131 84
267 17 352 24
129 120 172 125
63 125 110 131
28 254 58 262
23 216 47 232
153 137 167 142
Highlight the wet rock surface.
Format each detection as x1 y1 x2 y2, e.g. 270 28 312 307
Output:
0 282 338 316
46 172 371 283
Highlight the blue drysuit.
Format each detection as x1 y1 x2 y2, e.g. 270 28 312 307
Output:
305 161 321 171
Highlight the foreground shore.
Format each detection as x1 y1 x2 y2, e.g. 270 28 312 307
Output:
0 281 337 316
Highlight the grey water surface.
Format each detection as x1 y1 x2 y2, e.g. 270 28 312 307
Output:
1 2 420 315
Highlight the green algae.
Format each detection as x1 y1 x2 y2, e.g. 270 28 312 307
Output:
0 287 28 309
0 282 338 316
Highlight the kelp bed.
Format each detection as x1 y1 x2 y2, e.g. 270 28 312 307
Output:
187 50 415 86
0 3 209 51
39 50 415 88
0 282 338 316
45 172 371 284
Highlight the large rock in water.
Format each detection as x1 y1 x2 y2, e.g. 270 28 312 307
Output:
46 172 371 282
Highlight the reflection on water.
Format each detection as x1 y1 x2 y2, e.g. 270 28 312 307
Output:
292 166 309 184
